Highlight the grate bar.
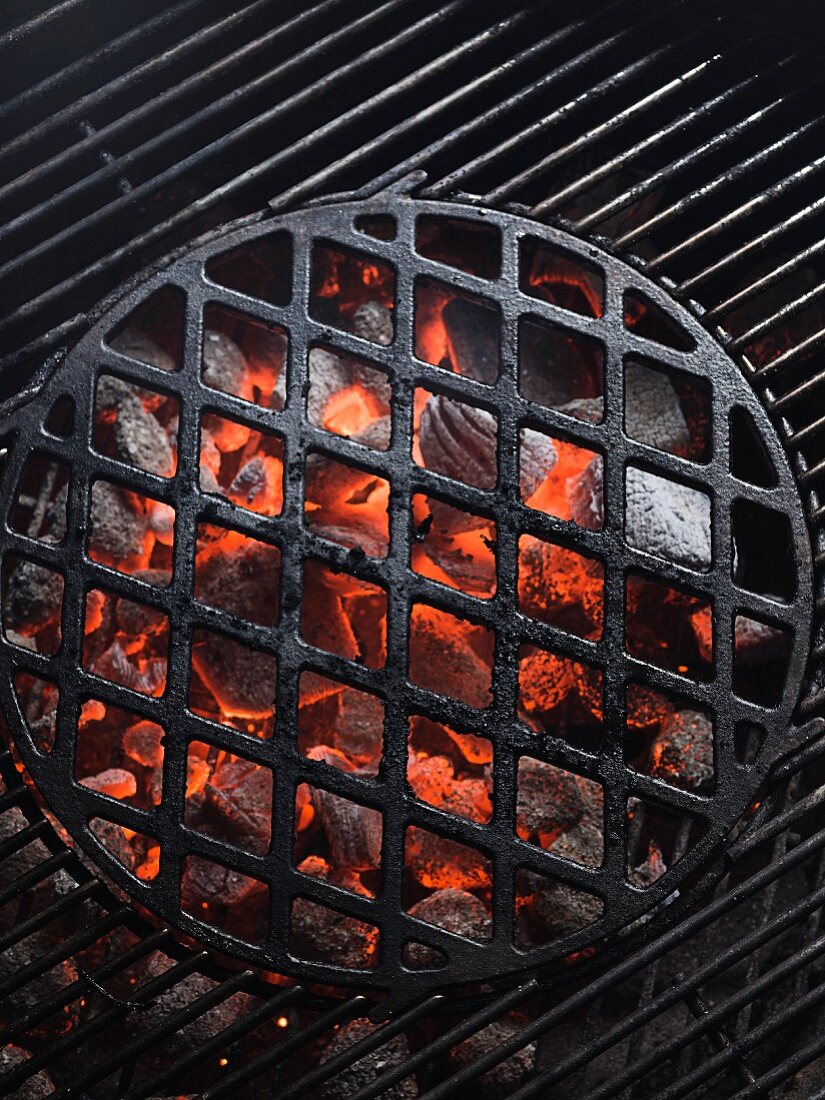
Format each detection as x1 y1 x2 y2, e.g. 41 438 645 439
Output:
201 995 371 1100
530 59 766 218
0 0 352 230
614 112 825 251
485 49 724 206
0 0 208 131
727 279 825 354
424 8 687 197
0 877 101 954
126 985 305 1100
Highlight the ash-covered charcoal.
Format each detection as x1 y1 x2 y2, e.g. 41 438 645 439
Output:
352 299 393 346
90 481 148 564
558 395 604 424
516 758 584 846
405 888 491 967
110 326 175 372
353 414 392 451
567 455 604 530
419 396 498 489
307 346 355 426
202 329 253 401
91 640 167 696
97 376 175 476
524 870 603 938
334 687 384 767
227 455 283 514
648 708 714 792
550 780 604 868
80 767 137 799
408 755 492 822
195 535 280 627
319 1018 418 1100
519 646 575 716
625 468 711 571
291 895 378 969
3 559 63 634
518 536 602 636
406 828 491 891
442 296 499 384
304 451 383 513
409 606 492 709
625 361 690 456
207 760 273 854
310 785 382 872
192 633 277 718
449 1015 536 1098
0 1045 54 1099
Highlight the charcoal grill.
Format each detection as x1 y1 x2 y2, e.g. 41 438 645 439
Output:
3 0 825 1096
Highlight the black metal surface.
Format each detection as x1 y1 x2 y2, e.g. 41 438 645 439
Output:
3 193 809 995
3 0 825 1095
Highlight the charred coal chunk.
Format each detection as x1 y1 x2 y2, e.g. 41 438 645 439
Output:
334 687 384 767
241 324 288 410
409 606 492 710
420 395 556 498
202 329 252 401
517 758 584 846
525 870 603 938
648 708 714 792
420 395 498 489
625 468 711 571
196 535 280 627
307 346 355 427
625 361 690 456
520 323 600 408
90 481 148 564
352 300 393 346
558 395 604 424
110 326 175 372
442 296 499 384
291 895 378 970
319 1017 418 1099
406 828 491 891
206 760 273 853
97 376 175 476
0 1046 53 1099
404 888 491 968
449 1015 536 1099
408 754 491 822
126 953 253 1072
192 633 277 719
310 784 382 872
518 535 602 637
519 646 575 716
4 560 63 633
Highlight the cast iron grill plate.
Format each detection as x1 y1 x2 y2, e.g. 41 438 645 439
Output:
0 195 812 993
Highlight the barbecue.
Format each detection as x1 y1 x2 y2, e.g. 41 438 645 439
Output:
1 1 825 1097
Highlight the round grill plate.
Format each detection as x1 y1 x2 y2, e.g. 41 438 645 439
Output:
0 196 812 992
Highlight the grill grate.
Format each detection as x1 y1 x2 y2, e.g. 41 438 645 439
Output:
3 0 825 1096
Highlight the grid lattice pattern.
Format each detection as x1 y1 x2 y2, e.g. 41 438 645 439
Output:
0 195 812 993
